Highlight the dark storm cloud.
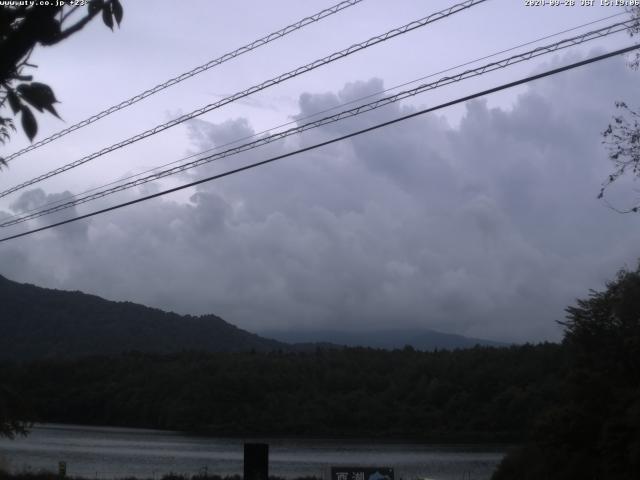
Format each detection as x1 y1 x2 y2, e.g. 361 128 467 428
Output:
3 188 88 242
2 52 639 342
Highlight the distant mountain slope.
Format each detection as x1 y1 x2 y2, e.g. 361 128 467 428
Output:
0 274 286 360
259 328 506 351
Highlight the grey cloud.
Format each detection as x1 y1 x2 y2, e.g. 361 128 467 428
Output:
2 53 640 343
187 117 255 152
6 188 88 242
9 189 51 213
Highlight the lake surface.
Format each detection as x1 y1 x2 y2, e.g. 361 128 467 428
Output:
0 424 506 480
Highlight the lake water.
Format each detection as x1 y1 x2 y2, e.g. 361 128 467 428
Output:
0 424 506 480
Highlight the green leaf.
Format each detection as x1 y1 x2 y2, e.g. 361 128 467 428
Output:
17 83 60 119
112 0 123 26
102 3 114 30
20 106 37 142
6 90 21 114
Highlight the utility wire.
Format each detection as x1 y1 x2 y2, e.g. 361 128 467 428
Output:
0 18 632 228
2 11 625 223
2 0 364 163
1 44 637 244
0 0 488 199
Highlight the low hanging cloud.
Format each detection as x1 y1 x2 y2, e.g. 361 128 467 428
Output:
2 51 640 343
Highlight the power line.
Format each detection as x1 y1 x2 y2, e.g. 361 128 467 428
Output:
0 18 632 227
0 20 634 227
0 0 488 200
1 44 637 244
3 0 364 163
3 11 625 224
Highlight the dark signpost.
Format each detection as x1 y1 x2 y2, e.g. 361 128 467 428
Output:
330 467 394 480
244 443 269 480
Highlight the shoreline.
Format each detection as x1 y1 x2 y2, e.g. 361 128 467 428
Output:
1 473 321 480
25 423 517 447
0 425 507 480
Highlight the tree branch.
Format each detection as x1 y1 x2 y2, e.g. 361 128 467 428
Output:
0 6 62 84
54 7 102 43
60 5 81 23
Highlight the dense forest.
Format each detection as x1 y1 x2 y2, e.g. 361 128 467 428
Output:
492 264 640 479
0 343 564 442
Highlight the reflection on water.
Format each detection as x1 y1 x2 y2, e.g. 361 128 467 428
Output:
0 424 506 480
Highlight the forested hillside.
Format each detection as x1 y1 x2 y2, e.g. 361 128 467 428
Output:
492 265 640 479
0 274 505 359
0 275 285 359
0 344 565 442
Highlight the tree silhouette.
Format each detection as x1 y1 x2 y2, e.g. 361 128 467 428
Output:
0 384 31 439
599 7 640 213
492 262 640 480
0 0 123 167
0 0 123 438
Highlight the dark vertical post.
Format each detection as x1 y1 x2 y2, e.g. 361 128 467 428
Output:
244 443 269 480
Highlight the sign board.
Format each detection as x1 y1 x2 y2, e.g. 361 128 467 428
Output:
244 443 269 480
330 467 394 480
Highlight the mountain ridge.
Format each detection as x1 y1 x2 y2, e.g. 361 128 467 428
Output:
0 274 286 360
0 274 504 360
260 327 506 351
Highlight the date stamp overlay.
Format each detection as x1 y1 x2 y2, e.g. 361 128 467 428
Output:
525 0 640 6
0 1 90 7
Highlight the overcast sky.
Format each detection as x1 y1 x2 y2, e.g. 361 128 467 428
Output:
1 0 639 342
